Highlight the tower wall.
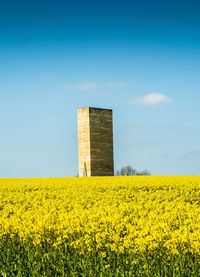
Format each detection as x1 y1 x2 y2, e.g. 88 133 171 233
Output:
77 108 91 176
77 107 114 176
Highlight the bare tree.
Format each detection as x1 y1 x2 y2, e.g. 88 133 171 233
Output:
116 165 150 176
136 169 151 176
116 165 136 176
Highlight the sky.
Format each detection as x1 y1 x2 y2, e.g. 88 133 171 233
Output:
0 0 200 177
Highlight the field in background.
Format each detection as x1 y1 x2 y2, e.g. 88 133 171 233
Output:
0 176 200 276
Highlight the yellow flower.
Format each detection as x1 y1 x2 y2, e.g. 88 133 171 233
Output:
0 176 200 257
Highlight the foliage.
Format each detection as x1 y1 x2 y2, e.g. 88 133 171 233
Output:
0 176 200 275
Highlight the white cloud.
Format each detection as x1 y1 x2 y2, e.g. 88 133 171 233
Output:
105 82 125 88
64 82 97 91
75 82 97 90
180 150 200 160
132 92 171 106
64 83 73 90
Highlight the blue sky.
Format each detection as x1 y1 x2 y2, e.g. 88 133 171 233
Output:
0 0 200 177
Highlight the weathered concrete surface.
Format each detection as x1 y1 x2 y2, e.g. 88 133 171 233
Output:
77 108 91 177
77 107 114 176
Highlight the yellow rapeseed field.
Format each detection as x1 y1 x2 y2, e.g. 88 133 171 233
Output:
1 176 200 275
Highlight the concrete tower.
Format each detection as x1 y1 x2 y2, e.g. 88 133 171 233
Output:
77 107 114 176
